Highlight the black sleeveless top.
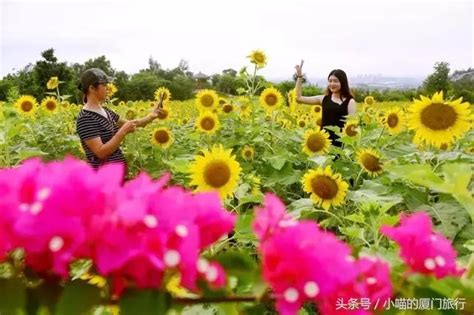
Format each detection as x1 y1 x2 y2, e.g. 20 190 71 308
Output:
321 95 352 146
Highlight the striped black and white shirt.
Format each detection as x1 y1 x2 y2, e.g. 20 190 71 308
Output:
76 107 127 169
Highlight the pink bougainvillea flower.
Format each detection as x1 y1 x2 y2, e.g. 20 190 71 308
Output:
381 212 462 278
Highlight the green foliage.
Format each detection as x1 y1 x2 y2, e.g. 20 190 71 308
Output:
422 61 451 96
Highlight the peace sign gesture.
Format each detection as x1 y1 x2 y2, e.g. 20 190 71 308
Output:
295 60 304 77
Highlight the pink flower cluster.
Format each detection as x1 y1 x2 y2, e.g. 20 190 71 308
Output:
253 194 392 315
380 212 463 278
0 157 235 295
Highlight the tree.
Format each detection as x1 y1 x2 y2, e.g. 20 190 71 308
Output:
422 61 451 96
33 48 74 100
82 56 115 76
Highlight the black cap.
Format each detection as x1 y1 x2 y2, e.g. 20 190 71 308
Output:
78 68 113 91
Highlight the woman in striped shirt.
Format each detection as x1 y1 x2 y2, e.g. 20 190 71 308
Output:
76 68 162 177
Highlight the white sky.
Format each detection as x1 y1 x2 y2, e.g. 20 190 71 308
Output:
0 0 473 79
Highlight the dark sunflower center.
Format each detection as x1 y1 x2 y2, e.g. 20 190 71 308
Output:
265 94 277 106
244 149 253 158
345 124 358 136
361 153 382 172
200 117 215 130
46 101 56 110
22 101 33 112
201 95 214 107
420 103 457 130
366 98 374 105
204 161 231 188
310 175 338 199
314 106 321 113
299 120 306 127
154 130 170 144
387 113 399 128
316 118 322 126
254 53 265 63
158 109 169 119
223 104 233 113
307 133 325 152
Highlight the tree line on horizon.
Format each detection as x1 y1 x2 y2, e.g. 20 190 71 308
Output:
0 48 472 104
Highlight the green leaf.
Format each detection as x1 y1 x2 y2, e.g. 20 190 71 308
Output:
348 180 403 205
236 88 246 95
0 278 26 314
212 250 257 288
15 147 48 160
119 290 171 315
339 226 365 240
265 154 287 170
387 163 474 221
234 213 257 243
421 202 470 240
287 198 314 218
55 281 101 315
463 240 474 252
377 214 400 229
344 213 365 224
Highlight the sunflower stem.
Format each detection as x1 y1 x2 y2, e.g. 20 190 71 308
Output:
375 126 385 146
354 168 364 189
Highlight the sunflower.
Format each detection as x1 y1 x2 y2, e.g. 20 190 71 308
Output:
312 105 322 114
151 127 174 149
106 83 118 99
247 49 267 68
297 118 307 128
343 119 359 137
407 91 472 148
364 96 375 106
219 98 227 106
196 89 219 111
196 111 220 134
357 148 383 177
189 145 242 199
302 166 349 210
15 95 38 117
125 109 136 120
222 103 234 114
302 129 331 156
241 145 255 161
383 107 405 135
239 105 252 119
259 87 283 112
154 87 172 104
41 96 58 114
46 76 59 90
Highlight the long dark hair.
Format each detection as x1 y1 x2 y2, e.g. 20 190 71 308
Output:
325 69 353 101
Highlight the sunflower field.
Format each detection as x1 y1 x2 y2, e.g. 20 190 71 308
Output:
0 51 473 315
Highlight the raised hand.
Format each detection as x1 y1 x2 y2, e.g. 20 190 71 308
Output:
295 60 304 76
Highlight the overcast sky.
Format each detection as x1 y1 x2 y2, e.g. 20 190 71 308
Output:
1 0 472 80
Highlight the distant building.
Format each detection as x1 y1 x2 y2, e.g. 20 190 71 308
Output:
194 72 209 89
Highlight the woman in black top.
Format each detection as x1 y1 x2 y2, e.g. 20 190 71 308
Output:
294 60 356 147
76 68 162 175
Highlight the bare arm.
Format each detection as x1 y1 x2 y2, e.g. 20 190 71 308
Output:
294 60 323 105
84 121 136 160
347 99 356 115
117 103 163 129
295 77 324 104
133 114 156 128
